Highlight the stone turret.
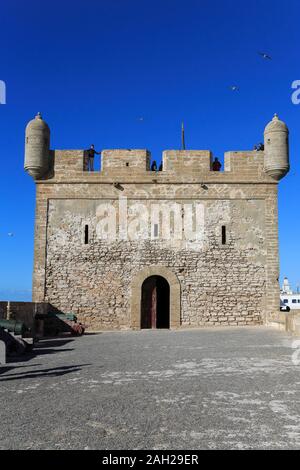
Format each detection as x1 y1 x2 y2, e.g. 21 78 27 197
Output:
24 112 50 179
264 114 289 180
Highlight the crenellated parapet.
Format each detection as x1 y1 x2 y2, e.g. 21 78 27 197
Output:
24 114 290 184
28 149 273 183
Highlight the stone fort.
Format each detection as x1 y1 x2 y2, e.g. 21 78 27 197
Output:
24 113 290 330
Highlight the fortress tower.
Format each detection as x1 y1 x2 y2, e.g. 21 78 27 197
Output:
24 115 289 330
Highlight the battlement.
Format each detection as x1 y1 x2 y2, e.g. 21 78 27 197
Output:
224 151 265 177
162 150 212 173
24 113 290 183
102 149 151 173
42 148 272 183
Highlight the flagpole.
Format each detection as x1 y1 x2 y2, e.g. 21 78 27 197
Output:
181 122 186 150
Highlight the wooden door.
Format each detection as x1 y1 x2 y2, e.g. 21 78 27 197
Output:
141 276 157 328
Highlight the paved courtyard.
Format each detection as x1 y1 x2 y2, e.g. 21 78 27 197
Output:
1 326 300 450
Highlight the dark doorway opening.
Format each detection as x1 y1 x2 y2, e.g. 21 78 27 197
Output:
141 275 170 329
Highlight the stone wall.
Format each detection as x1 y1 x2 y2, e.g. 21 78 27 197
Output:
0 302 7 320
44 197 266 330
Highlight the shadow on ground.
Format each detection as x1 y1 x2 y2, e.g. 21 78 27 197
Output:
2 337 77 365
0 363 91 381
82 332 102 336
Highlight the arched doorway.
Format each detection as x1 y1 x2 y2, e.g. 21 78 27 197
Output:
131 266 181 329
141 275 170 329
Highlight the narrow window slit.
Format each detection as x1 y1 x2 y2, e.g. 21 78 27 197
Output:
222 225 226 245
84 225 89 244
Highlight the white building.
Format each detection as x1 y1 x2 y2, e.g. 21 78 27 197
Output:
280 277 300 310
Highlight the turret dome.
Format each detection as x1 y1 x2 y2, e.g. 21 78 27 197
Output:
264 114 288 134
25 112 50 132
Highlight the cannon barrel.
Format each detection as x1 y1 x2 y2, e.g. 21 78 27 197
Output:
34 312 84 336
35 312 77 322
50 312 78 322
0 320 28 336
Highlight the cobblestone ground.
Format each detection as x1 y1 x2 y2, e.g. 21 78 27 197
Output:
1 326 300 450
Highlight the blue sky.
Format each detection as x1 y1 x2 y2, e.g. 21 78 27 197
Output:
0 0 299 300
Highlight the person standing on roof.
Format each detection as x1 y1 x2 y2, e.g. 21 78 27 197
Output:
87 144 100 172
212 157 222 171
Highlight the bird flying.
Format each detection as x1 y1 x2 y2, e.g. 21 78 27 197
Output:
229 85 239 91
258 51 272 60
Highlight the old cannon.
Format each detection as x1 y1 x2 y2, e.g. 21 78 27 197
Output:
0 327 32 358
35 311 85 337
0 319 28 337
